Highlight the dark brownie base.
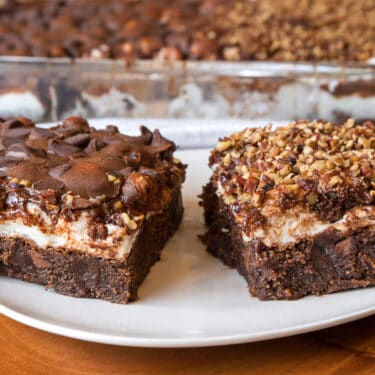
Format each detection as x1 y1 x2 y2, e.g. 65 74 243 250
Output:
0 190 183 304
201 183 375 300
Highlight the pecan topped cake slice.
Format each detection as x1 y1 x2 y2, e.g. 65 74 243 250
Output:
201 119 375 299
0 116 185 303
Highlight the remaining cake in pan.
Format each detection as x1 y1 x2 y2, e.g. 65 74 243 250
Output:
0 76 51 122
0 0 373 62
317 79 375 123
201 119 375 300
0 116 185 303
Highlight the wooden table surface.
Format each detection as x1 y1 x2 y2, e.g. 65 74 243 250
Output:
0 314 374 375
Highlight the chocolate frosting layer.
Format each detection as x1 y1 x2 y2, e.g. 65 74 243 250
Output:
0 116 185 215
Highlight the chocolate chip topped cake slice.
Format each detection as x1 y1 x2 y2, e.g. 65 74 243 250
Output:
201 119 375 300
0 116 185 303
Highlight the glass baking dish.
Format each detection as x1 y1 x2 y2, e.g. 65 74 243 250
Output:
0 56 374 123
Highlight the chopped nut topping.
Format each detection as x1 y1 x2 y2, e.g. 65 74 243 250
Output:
107 174 121 185
328 175 343 187
19 179 32 187
132 214 145 222
62 192 74 205
306 192 318 205
121 212 138 231
114 201 123 210
223 153 232 167
216 140 232 152
210 119 375 224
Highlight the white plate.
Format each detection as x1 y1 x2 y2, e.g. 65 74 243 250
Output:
1 127 374 348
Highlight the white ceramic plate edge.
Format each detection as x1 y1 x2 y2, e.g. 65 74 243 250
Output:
1 303 373 348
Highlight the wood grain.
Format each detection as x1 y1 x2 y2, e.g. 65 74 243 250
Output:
0 314 374 375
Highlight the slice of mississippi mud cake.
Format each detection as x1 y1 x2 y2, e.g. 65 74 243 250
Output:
0 116 185 303
201 119 375 299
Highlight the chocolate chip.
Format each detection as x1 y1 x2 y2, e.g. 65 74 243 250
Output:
6 161 64 191
2 137 27 149
48 164 71 179
123 126 153 145
138 166 162 182
119 167 133 179
56 161 119 198
14 117 35 128
30 252 51 269
123 151 141 168
151 129 173 149
29 127 52 140
62 116 90 131
83 138 99 154
103 136 122 145
64 133 91 147
5 143 31 160
262 182 274 192
1 118 31 131
51 126 80 138
122 179 140 205
141 126 154 143
2 127 31 139
70 197 96 209
106 125 119 133
48 139 81 156
334 238 354 256
142 142 173 161
88 143 129 171
287 156 297 165
144 129 176 160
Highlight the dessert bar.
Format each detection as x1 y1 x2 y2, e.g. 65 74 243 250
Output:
201 119 375 299
0 116 185 303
